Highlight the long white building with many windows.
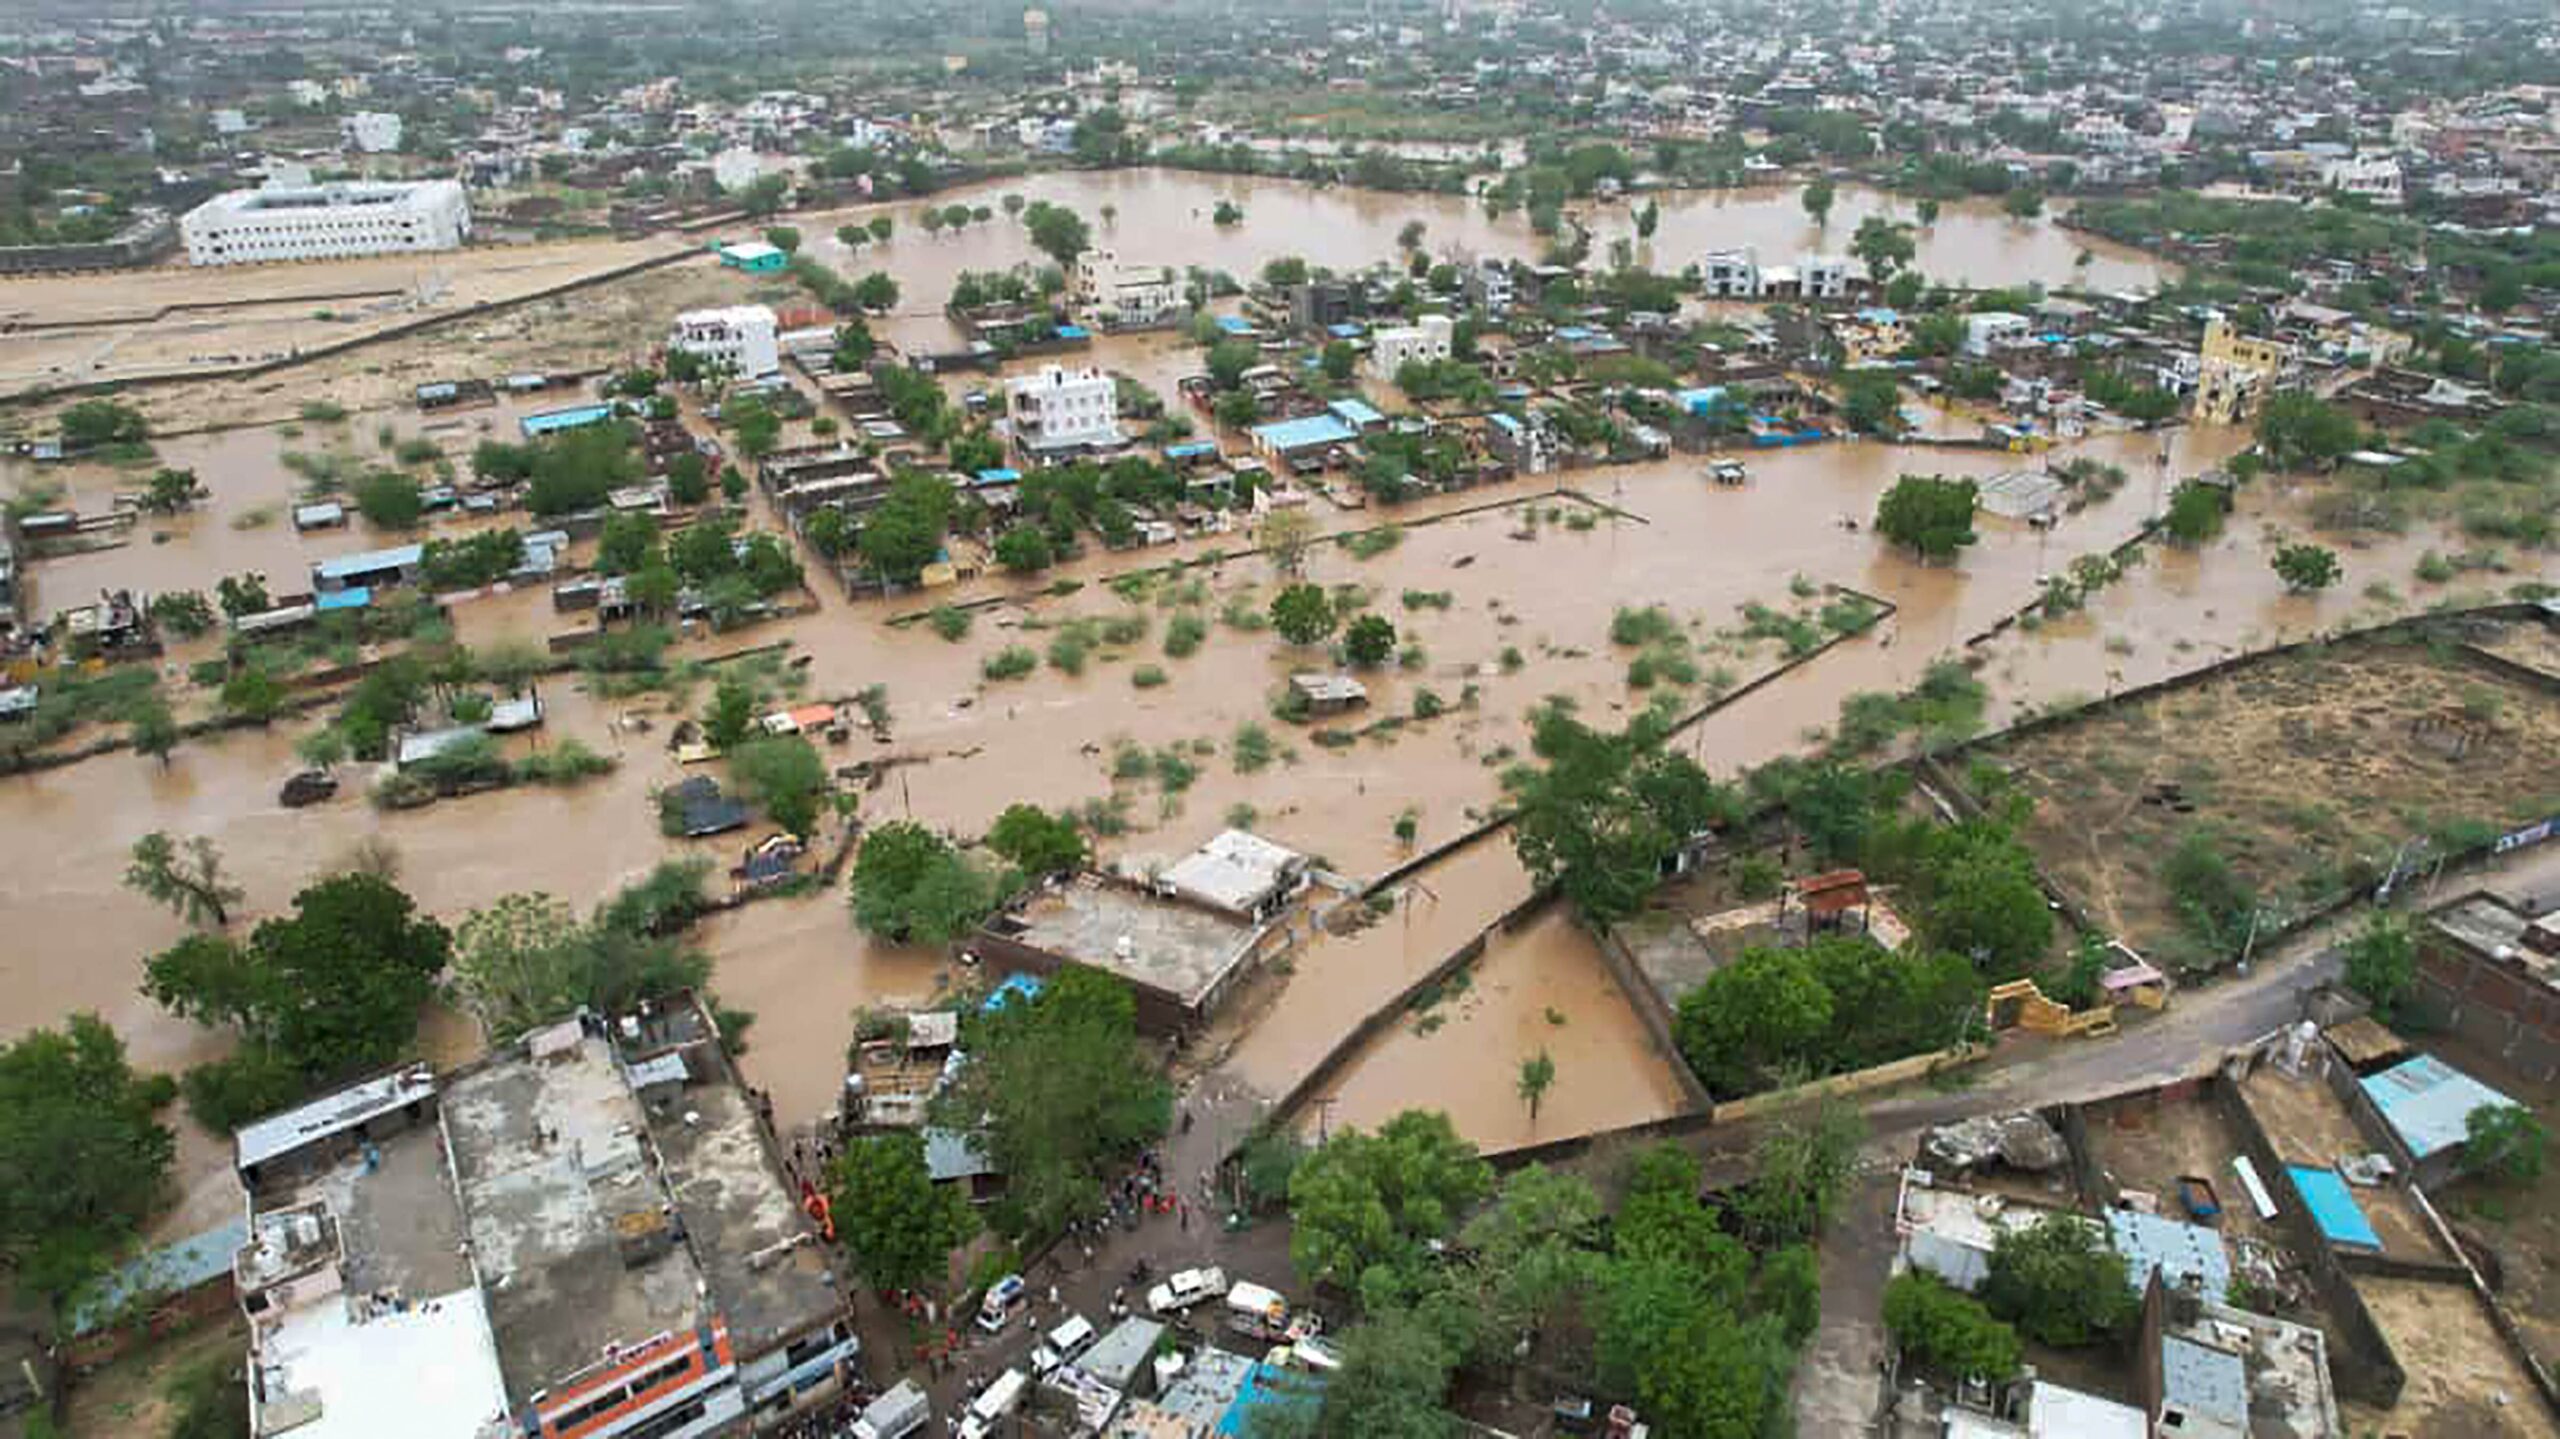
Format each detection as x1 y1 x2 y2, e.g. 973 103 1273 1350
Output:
179 179 471 266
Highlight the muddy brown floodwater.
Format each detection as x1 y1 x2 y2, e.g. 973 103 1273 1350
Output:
0 403 2292 1216
794 171 2168 356
1313 903 1694 1154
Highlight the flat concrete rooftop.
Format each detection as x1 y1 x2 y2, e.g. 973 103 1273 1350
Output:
629 1026 842 1358
442 1030 708 1408
1011 879 1257 1004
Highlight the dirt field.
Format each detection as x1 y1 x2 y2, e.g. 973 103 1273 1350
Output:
1970 628 2560 967
0 232 700 419
2350 1275 2560 1439
56 1311 246 1438
2426 1026 2560 1377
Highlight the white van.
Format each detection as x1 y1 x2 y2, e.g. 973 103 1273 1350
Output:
1146 1265 1228 1315
975 1273 1026 1334
850 1378 930 1439
1223 1280 1288 1336
958 1368 1028 1439
1030 1312 1097 1376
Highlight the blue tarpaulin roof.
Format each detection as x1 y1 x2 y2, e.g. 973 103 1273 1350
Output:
2286 1166 2383 1251
1676 386 1733 415
1163 441 1220 459
983 972 1044 1012
974 467 1022 483
1326 323 1363 339
1252 414 1356 451
1218 1363 1325 1436
521 403 616 438
2361 1053 2519 1161
315 586 372 612
1215 316 1255 334
1055 324 1091 339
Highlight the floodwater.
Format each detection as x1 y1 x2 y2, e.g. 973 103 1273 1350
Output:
9 242 2517 1228
1312 904 1693 1154
795 169 2167 355
0 388 2286 1225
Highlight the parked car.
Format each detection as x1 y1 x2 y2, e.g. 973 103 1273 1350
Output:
976 1273 1026 1334
1030 1313 1097 1376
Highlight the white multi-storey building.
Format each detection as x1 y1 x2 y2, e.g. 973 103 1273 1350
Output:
1702 247 1762 298
179 180 471 266
1368 314 1455 379
1071 249 1180 327
341 110 403 153
668 304 781 380
1006 365 1122 460
2320 154 2403 206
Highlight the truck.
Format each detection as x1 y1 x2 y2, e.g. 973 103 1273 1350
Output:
1146 1265 1228 1316
1222 1280 1290 1340
851 1379 930 1439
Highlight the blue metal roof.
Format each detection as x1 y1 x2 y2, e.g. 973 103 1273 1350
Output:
312 544 422 582
67 1219 247 1336
2160 1334 2247 1432
1162 441 1220 459
2286 1165 2382 1251
1325 323 1363 339
520 403 616 438
1054 324 1090 339
1251 413 1356 451
315 586 372 612
1327 398 1385 427
2361 1053 2518 1161
1676 385 1733 415
974 467 1022 483
2107 1208 2231 1301
1215 316 1255 334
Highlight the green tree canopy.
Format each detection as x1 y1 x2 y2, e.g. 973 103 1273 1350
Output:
0 1015 176 1303
1504 703 1736 926
827 1132 977 1292
931 967 1169 1240
1981 1214 2136 1347
848 822 995 945
1875 475 1979 561
1288 1109 1492 1291
984 804 1089 878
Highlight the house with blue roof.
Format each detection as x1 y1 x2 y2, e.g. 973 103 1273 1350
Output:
1249 412 1357 470
2357 1052 2523 1186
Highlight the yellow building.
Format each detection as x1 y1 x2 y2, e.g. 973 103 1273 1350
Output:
2192 316 2295 424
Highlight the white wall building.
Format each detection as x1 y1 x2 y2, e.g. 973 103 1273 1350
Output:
1702 246 1762 298
1964 312 2033 358
1799 254 1855 300
1369 314 1455 379
341 110 403 154
669 304 780 380
711 146 766 193
1007 365 1123 459
1071 249 1180 327
179 180 471 266
2320 154 2403 205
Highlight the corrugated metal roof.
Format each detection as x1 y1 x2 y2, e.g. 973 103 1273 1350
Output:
2108 1208 2231 1302
67 1218 249 1336
2361 1053 2518 1161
